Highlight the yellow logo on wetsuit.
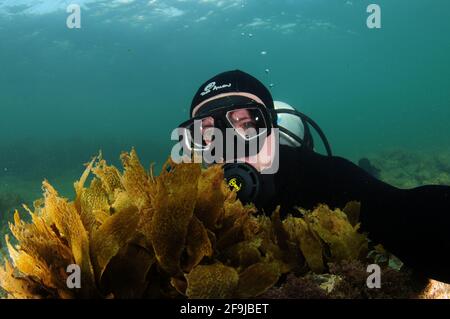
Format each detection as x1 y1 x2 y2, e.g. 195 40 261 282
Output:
228 178 242 192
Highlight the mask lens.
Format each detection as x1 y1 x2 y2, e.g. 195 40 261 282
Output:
226 107 267 140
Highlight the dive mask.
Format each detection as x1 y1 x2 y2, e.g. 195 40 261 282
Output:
179 101 275 160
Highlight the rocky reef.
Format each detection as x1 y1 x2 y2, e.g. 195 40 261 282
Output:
0 149 449 299
368 149 450 188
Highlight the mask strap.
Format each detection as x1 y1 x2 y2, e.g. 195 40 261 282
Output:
274 109 333 157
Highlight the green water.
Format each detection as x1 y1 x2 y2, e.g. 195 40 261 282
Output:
0 0 449 209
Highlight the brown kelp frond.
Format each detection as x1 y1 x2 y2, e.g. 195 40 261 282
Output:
120 148 154 211
43 181 96 294
90 203 140 280
283 216 324 273
1 150 448 299
92 159 123 199
235 261 281 298
183 216 213 273
305 204 368 262
195 165 228 228
149 160 201 276
185 263 239 299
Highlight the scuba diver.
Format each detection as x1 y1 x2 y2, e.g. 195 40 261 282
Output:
177 70 450 284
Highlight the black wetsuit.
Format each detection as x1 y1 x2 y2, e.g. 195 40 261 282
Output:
267 145 450 283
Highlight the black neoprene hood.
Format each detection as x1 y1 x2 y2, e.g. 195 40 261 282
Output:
190 70 274 117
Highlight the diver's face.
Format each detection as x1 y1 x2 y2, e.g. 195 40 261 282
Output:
186 100 278 173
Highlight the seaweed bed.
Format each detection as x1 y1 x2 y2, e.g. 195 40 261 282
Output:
0 149 449 299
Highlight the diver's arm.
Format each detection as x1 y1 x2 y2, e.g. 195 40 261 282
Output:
275 146 450 283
